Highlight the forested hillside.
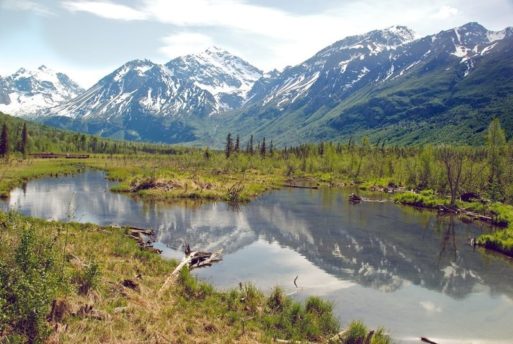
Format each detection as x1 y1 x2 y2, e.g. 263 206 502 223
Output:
0 112 179 155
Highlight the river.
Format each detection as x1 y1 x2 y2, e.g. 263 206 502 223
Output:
2 170 513 343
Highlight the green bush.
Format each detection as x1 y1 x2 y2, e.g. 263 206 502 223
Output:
263 294 339 341
72 260 101 295
371 327 392 344
345 320 368 344
0 223 62 343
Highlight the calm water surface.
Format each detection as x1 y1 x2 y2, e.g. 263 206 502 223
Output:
2 170 513 343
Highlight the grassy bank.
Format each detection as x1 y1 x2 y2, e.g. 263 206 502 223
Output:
0 159 84 198
394 190 513 257
0 211 391 343
82 154 288 203
476 204 513 257
3 154 513 260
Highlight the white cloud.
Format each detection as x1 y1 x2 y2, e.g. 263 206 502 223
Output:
62 1 148 21
420 301 442 313
57 0 513 73
59 0 457 70
432 5 459 19
159 32 215 58
1 0 54 16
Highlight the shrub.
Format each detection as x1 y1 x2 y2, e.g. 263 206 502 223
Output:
0 224 62 343
371 327 392 344
345 320 368 344
73 260 101 295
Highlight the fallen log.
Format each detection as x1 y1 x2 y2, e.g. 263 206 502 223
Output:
159 247 223 295
282 184 319 190
421 337 438 344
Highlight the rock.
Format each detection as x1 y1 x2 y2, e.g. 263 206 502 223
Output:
121 279 140 292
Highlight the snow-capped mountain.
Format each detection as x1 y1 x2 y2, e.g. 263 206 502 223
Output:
35 22 513 145
166 47 263 110
46 59 217 121
228 22 513 146
246 26 416 108
0 65 83 117
245 23 513 112
46 48 263 121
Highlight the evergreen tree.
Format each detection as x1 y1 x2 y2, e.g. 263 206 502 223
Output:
260 137 266 157
225 133 233 158
486 118 507 201
234 135 240 153
269 140 274 156
204 147 211 160
318 142 324 156
249 135 254 155
21 123 29 157
0 124 9 158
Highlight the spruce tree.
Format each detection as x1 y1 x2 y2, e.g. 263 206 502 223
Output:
234 135 240 153
225 133 233 158
260 137 266 157
249 135 254 155
486 118 507 201
0 124 9 158
21 123 28 157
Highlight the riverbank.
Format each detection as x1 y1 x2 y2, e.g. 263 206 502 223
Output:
0 159 84 198
3 155 513 260
0 211 391 343
392 190 513 257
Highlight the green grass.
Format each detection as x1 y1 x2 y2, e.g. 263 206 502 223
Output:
2 211 392 343
0 159 83 198
393 189 447 208
477 203 513 256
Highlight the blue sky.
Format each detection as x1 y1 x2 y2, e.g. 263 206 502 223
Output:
1 0 512 87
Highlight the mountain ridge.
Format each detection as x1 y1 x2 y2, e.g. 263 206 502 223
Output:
0 65 83 117
3 22 512 146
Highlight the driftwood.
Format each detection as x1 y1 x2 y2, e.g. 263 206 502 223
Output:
328 329 348 343
30 153 90 159
421 337 438 344
348 193 362 203
125 227 162 254
159 245 223 295
282 184 319 190
328 328 375 344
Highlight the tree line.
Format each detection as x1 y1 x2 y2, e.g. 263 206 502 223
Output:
0 113 181 158
224 133 273 158
220 119 512 205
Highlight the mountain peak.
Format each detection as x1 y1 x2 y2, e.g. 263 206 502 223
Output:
204 46 230 55
383 25 416 42
0 66 83 117
124 59 155 68
458 22 487 32
165 48 262 110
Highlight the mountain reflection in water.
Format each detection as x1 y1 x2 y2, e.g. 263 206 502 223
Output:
3 171 513 343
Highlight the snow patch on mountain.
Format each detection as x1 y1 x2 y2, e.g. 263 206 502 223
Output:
0 65 83 117
166 47 262 111
45 60 218 121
